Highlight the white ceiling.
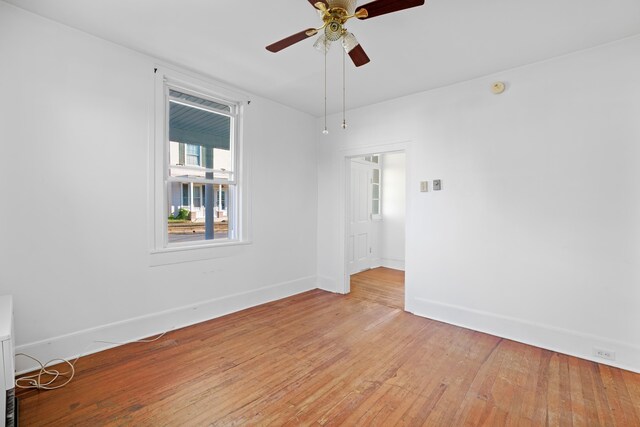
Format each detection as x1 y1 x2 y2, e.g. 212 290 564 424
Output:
6 0 640 116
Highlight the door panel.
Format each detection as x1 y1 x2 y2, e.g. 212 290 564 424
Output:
349 160 373 274
348 235 355 263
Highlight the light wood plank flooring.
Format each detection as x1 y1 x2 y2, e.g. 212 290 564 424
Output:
17 271 640 426
350 267 404 309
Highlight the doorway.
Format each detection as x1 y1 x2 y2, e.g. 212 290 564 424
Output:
348 156 378 274
346 151 406 309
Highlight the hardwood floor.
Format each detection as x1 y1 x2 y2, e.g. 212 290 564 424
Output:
17 273 640 426
349 267 404 309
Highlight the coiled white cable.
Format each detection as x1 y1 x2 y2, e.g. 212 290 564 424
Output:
15 330 170 391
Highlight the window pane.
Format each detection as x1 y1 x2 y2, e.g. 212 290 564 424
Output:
184 144 200 166
372 183 379 200
373 168 380 184
193 186 202 208
168 90 232 181
167 183 233 243
182 184 189 206
169 89 231 113
186 156 199 166
372 200 380 215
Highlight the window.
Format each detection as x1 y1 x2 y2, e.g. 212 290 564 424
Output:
153 68 246 253
182 183 189 206
362 154 382 219
193 185 202 208
372 167 381 218
219 189 226 211
364 154 379 164
185 144 201 166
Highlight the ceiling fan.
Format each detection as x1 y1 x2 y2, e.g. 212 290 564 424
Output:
266 0 426 67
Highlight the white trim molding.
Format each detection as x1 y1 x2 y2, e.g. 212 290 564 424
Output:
16 276 317 374
149 66 252 265
407 296 640 374
380 258 405 271
317 275 342 294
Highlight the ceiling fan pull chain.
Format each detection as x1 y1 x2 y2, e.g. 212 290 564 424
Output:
342 46 347 129
323 46 329 135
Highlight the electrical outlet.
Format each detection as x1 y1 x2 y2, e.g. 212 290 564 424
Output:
593 348 616 361
420 181 428 192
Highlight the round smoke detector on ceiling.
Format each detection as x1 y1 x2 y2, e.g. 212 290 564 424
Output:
491 81 506 94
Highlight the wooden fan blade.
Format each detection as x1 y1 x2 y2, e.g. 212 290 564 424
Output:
266 28 317 53
308 0 328 9
348 44 370 67
356 0 425 19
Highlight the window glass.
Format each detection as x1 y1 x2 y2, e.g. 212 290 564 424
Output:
193 186 202 208
182 184 189 206
169 89 231 113
372 200 380 216
165 88 236 244
372 166 381 218
185 144 201 166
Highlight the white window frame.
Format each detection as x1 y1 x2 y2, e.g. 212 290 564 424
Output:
150 67 250 262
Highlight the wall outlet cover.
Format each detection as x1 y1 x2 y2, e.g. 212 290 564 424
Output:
593 348 616 361
433 179 442 191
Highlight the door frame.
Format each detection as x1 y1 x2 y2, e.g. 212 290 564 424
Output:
341 141 408 294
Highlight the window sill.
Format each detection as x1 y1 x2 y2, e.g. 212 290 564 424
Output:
149 239 251 266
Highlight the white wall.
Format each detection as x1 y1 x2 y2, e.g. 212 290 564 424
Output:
317 36 640 372
380 152 406 270
0 3 318 371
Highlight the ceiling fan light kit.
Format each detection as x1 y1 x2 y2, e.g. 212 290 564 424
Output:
266 0 426 132
313 35 330 54
341 32 359 53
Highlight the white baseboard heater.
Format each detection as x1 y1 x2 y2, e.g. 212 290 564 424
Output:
0 296 16 427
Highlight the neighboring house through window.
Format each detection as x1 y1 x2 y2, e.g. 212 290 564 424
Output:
152 68 245 253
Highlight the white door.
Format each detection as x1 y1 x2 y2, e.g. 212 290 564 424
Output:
349 160 373 274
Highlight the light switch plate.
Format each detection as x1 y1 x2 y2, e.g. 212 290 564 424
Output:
420 181 428 192
433 179 442 191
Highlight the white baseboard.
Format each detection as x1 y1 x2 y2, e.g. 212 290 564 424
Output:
380 258 405 271
407 296 640 374
317 275 339 293
15 276 317 374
